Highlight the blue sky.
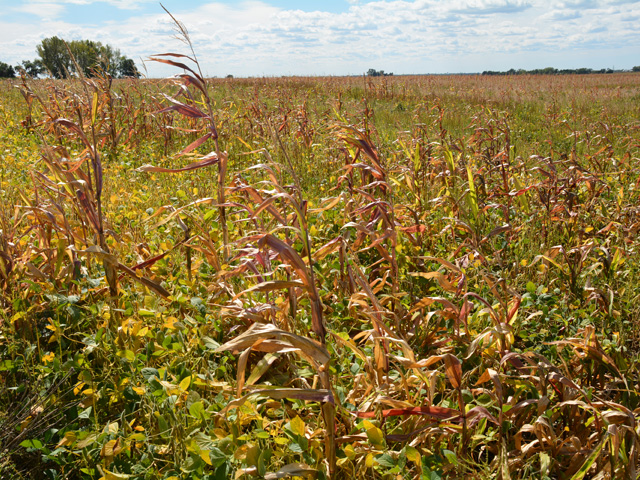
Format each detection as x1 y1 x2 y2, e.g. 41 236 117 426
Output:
0 0 639 76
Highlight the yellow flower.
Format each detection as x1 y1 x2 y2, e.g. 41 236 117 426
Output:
42 352 55 364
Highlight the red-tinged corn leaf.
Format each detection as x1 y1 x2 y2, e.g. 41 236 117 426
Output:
338 125 385 175
75 189 100 233
157 103 208 119
152 52 197 62
54 118 92 150
313 236 343 261
175 73 207 96
129 240 185 271
230 183 286 225
251 192 300 223
546 372 584 394
177 132 212 156
248 234 313 291
463 292 500 324
500 351 536 371
149 56 202 81
400 224 427 234
466 406 499 426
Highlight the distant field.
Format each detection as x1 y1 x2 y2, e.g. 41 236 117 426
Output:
1 72 639 479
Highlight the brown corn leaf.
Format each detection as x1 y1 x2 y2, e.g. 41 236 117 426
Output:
129 240 185 271
409 271 457 292
357 405 462 421
480 223 512 244
420 256 462 273
476 368 502 400
216 323 330 368
443 354 462 390
117 263 170 298
137 152 221 173
467 406 499 426
221 388 334 415
231 183 286 225
232 280 305 300
253 234 326 341
410 296 458 315
236 346 252 397
313 236 343 261
549 339 623 380
264 463 317 480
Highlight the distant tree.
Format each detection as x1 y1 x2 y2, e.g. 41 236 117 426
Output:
632 66 640 72
367 68 392 77
36 36 71 79
0 61 15 78
17 59 44 77
35 36 138 79
117 57 140 78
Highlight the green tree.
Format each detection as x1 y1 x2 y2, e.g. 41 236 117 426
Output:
17 59 44 77
36 36 71 79
632 66 640 72
35 36 138 79
0 61 15 78
117 57 140 78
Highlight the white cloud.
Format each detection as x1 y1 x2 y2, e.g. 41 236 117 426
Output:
1 0 639 76
16 2 66 18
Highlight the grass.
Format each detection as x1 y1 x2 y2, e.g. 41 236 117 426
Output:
0 68 639 479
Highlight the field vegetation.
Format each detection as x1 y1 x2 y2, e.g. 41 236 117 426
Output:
0 50 640 479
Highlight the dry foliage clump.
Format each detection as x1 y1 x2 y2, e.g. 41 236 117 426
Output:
1 21 640 480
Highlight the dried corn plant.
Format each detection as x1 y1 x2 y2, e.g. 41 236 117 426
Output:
0 19 639 480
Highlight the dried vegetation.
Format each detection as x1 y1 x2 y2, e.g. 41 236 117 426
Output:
0 31 640 480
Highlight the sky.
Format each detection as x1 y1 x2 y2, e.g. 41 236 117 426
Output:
0 0 638 77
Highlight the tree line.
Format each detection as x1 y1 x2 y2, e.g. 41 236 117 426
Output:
0 36 139 79
482 66 640 76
